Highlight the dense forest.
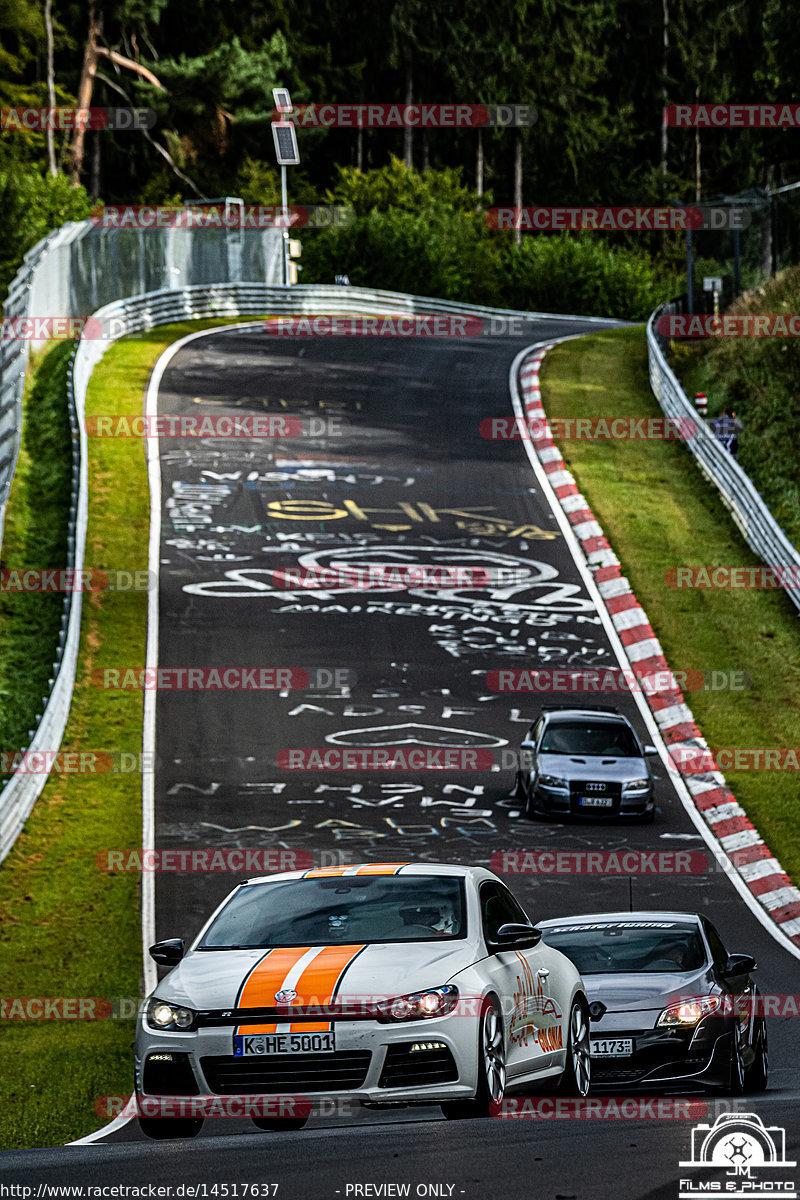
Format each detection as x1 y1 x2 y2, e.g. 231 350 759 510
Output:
2 0 800 314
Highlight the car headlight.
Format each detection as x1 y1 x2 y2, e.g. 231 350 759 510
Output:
624 778 651 792
538 774 568 789
376 985 459 1023
656 995 722 1027
146 997 196 1031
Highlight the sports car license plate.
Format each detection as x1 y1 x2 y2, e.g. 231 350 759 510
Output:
234 1032 336 1056
579 795 614 808
591 1038 633 1057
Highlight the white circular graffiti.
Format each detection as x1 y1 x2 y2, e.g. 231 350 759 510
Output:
183 544 595 614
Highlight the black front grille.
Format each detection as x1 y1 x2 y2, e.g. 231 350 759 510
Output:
378 1044 458 1089
592 1067 642 1082
593 1054 708 1084
201 1051 372 1094
143 1052 199 1096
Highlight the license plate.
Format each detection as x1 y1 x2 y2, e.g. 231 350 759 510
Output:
579 795 614 808
234 1032 336 1056
591 1038 633 1057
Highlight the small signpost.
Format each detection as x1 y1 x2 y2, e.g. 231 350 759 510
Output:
271 89 300 285
703 276 723 316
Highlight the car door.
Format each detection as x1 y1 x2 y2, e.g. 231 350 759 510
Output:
478 881 561 1079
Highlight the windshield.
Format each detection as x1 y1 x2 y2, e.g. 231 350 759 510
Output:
543 922 707 974
539 721 641 757
198 875 467 948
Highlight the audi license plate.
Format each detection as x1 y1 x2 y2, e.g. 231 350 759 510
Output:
234 1032 336 1056
591 1038 633 1057
579 795 614 808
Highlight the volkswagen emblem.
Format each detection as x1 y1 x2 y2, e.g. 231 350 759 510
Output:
275 988 297 1004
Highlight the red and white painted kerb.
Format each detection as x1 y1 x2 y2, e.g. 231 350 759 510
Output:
518 345 800 949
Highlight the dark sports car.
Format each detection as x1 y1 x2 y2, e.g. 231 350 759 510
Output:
539 910 768 1094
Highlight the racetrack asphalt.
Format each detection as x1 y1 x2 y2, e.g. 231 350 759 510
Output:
3 319 799 1196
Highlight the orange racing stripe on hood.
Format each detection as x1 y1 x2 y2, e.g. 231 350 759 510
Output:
236 944 366 1035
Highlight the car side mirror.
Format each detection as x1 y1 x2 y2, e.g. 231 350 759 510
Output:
149 938 184 966
490 923 542 952
643 745 658 756
719 952 756 979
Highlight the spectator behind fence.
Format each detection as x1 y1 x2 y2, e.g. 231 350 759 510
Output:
711 406 744 459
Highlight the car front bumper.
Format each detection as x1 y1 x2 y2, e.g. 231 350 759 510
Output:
134 1013 481 1111
589 1020 735 1091
528 780 654 819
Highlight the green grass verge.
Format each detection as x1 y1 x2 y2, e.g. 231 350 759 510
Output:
0 317 260 1150
540 327 800 880
0 341 73 772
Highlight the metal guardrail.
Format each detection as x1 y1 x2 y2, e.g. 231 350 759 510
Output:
0 277 620 863
647 302 800 613
0 220 284 525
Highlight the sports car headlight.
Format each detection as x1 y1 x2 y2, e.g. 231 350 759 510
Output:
146 997 196 1031
376 985 459 1023
538 774 568 789
656 995 722 1027
624 778 650 792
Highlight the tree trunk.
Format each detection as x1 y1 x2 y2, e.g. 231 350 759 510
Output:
476 127 484 196
69 0 102 187
422 129 429 171
764 164 774 278
660 0 668 180
694 83 701 201
356 126 363 171
403 64 413 168
91 128 101 196
44 0 57 177
513 133 523 246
